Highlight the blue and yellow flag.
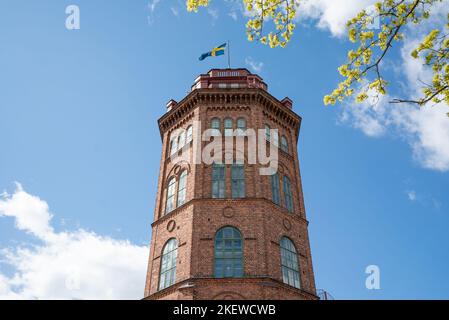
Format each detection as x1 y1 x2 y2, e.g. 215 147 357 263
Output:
199 43 227 61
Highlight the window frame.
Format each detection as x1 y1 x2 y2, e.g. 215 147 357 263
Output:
158 238 178 291
214 227 244 278
283 176 294 213
165 177 176 214
231 164 245 199
177 170 188 206
280 237 301 289
178 131 186 149
186 125 193 143
281 135 289 153
170 137 178 155
236 118 246 136
271 173 281 205
224 118 233 137
212 163 226 198
211 118 221 136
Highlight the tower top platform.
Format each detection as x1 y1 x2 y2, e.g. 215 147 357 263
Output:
191 68 268 92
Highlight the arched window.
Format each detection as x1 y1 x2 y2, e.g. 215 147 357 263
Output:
271 173 280 205
283 176 293 213
186 125 193 143
170 137 178 155
211 118 221 136
177 170 187 206
215 227 243 278
265 124 271 142
178 131 186 149
231 163 245 199
224 118 233 136
237 118 246 136
280 237 300 289
165 177 176 214
281 135 289 153
159 238 178 290
212 163 226 198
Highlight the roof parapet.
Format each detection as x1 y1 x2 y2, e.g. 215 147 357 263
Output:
191 68 268 91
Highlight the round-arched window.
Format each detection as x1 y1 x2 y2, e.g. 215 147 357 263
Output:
214 227 243 278
280 237 300 289
159 238 178 290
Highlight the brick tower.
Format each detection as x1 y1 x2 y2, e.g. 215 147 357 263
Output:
144 69 317 300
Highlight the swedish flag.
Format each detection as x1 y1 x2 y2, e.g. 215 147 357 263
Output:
199 43 227 61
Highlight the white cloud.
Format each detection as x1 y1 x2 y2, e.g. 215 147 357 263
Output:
338 89 390 137
338 3 449 172
401 103 449 171
0 184 148 300
340 91 449 172
245 56 264 73
395 21 449 171
0 183 53 240
238 0 377 36
298 0 378 36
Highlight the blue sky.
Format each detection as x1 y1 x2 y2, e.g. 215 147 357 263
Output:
0 0 448 299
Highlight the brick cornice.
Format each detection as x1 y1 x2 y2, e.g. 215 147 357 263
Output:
158 88 302 140
151 201 193 227
151 197 309 228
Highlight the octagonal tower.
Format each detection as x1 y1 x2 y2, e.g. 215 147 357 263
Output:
144 69 317 300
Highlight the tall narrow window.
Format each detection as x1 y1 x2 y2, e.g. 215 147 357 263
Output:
271 173 280 205
165 177 176 214
178 131 186 149
283 176 293 213
170 137 178 155
231 164 245 199
280 237 300 289
212 164 226 198
177 170 187 206
215 227 243 278
224 118 233 137
159 238 178 290
265 124 271 142
281 135 289 153
237 118 246 136
186 125 193 143
211 118 221 136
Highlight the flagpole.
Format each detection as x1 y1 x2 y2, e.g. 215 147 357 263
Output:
227 40 231 69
